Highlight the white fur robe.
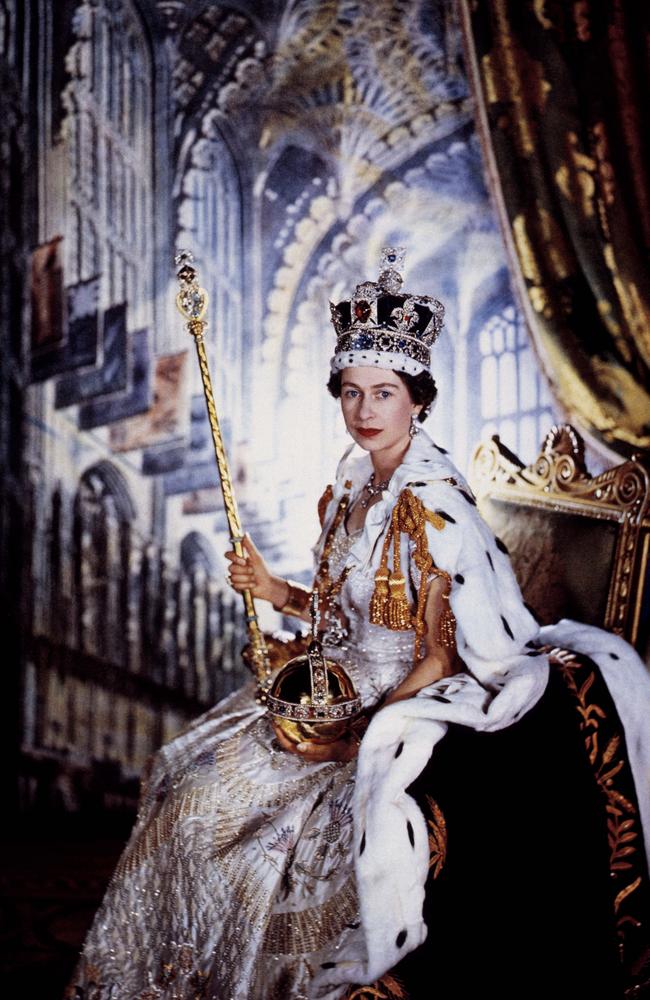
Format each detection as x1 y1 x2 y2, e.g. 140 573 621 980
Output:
312 429 650 992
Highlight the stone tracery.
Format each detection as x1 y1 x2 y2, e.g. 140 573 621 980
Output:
5 0 549 819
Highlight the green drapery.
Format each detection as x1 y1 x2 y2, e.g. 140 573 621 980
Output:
459 0 650 459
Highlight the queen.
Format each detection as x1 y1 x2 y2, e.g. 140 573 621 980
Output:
68 249 650 1000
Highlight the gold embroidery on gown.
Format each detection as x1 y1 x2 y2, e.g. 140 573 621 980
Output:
70 516 416 1000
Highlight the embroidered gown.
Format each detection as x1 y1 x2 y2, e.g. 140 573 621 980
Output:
69 516 420 1000
69 429 650 999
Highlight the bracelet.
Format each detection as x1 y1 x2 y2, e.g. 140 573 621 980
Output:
273 579 313 617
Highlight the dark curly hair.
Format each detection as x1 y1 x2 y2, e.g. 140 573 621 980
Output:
326 368 437 422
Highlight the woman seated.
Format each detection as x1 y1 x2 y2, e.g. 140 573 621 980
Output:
68 249 650 1000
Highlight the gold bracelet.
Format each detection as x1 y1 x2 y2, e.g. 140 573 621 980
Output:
273 579 313 617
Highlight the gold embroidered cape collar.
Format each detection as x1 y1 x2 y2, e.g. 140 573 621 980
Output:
313 430 470 574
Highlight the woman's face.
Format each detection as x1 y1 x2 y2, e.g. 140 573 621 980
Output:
339 366 422 455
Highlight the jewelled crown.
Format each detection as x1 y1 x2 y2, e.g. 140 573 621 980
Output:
329 247 445 376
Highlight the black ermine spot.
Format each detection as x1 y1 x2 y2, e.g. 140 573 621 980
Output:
501 615 514 639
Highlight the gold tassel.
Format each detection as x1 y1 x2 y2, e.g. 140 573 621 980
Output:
374 487 456 659
369 564 390 624
438 604 456 647
385 506 413 630
370 521 394 625
386 570 413 630
413 571 430 660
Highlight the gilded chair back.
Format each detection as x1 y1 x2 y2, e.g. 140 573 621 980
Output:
469 425 650 661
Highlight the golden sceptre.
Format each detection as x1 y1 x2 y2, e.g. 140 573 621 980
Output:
173 249 273 699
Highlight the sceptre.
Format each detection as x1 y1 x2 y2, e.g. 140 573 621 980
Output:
173 249 272 698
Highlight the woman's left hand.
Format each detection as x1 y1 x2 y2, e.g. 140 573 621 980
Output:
272 723 358 763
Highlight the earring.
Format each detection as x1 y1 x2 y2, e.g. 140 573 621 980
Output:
409 414 420 438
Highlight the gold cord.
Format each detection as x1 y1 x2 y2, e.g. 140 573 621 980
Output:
314 494 353 621
369 488 456 661
386 504 412 630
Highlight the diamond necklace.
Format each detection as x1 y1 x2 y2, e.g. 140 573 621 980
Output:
359 471 391 509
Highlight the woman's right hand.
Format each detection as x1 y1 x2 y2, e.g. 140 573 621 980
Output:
224 534 288 608
272 723 359 763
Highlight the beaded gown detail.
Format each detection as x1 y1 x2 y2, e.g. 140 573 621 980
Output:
69 428 650 998
70 517 415 1000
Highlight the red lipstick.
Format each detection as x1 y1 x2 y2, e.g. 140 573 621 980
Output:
357 428 382 438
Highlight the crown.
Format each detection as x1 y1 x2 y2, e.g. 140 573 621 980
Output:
329 247 445 376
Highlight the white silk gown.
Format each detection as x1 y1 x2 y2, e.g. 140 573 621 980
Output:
69 517 417 1000
69 429 650 998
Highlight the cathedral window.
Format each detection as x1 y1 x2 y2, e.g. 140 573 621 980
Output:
478 305 555 462
177 131 244 433
62 0 153 324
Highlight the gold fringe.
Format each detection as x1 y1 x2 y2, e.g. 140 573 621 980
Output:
369 564 390 624
384 505 413 630
370 514 395 625
427 566 455 648
317 484 334 528
345 973 408 1000
438 606 456 647
367 487 456 662
386 571 413 630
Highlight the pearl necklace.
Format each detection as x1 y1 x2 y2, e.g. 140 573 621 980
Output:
359 472 391 509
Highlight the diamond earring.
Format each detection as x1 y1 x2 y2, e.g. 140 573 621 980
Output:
409 414 420 438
